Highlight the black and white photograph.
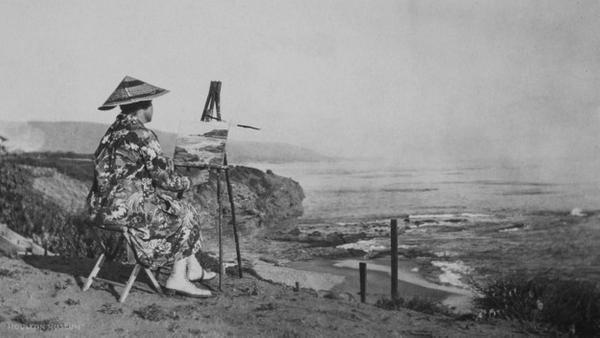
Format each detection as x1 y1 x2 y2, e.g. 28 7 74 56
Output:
1 1 599 336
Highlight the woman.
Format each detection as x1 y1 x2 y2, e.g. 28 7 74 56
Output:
87 76 214 297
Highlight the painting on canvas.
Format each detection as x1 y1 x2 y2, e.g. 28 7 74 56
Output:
173 120 229 168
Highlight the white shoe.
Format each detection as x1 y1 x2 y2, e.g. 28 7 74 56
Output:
188 268 217 282
165 278 212 298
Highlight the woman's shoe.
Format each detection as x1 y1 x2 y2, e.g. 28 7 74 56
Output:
188 268 217 282
165 279 213 298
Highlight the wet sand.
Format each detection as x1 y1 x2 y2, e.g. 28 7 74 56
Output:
287 257 473 313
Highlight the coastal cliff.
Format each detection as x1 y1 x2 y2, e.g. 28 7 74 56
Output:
0 152 304 257
194 166 304 231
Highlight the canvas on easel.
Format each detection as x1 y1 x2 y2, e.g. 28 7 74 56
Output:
173 120 229 168
172 81 245 287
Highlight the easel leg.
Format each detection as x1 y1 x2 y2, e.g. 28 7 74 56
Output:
224 155 243 278
217 170 223 291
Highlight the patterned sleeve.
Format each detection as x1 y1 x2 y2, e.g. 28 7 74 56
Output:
137 129 191 192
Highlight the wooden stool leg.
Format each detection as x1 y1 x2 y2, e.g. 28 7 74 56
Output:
83 253 106 291
119 264 141 303
143 268 163 294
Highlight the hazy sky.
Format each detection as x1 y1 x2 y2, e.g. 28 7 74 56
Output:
2 0 600 165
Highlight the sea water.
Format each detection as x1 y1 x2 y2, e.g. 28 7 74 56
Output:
243 159 600 310
244 159 600 221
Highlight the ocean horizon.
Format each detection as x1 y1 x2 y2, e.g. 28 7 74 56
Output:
243 159 600 221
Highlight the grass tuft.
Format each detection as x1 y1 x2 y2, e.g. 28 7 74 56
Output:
134 304 180 322
375 296 451 316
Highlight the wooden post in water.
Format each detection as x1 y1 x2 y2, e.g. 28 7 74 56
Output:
359 262 366 303
391 219 398 300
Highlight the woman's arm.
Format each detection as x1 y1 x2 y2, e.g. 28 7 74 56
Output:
137 129 191 192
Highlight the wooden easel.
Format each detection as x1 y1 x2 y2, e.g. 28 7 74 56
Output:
201 81 243 291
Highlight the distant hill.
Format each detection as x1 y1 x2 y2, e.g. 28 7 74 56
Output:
0 121 332 163
227 141 335 163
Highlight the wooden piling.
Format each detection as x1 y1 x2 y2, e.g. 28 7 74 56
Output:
391 219 398 300
295 282 300 292
359 262 366 303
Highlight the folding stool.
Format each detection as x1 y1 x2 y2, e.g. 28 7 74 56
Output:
82 225 163 303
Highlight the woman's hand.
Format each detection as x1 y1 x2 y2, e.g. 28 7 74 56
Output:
187 168 210 186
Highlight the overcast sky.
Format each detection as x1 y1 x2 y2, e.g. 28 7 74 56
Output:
1 0 600 166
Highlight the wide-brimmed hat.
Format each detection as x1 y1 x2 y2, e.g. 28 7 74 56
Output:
98 76 169 110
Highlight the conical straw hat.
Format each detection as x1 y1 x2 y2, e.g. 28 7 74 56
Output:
98 76 169 110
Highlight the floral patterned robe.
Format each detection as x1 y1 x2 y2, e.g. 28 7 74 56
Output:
87 113 202 268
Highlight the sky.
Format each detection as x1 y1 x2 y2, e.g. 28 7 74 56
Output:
2 0 600 167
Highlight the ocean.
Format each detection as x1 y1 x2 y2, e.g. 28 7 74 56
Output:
243 159 600 221
242 159 600 311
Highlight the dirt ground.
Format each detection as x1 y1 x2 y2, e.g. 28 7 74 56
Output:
0 255 533 337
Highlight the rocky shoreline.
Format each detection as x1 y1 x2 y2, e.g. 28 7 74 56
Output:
239 210 600 319
242 215 481 314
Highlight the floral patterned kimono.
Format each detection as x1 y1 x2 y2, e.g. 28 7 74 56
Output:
87 113 202 268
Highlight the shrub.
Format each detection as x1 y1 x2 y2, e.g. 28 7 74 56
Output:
375 296 451 316
474 273 600 335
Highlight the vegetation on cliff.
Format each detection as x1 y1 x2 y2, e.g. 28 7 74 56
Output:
0 152 304 257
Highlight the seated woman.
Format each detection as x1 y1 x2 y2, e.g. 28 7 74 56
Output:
87 76 215 297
